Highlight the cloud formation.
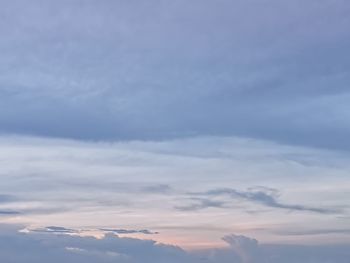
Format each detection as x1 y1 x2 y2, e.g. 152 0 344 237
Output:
0 225 192 263
1 225 350 263
100 229 159 235
175 198 227 211
1 1 350 259
0 210 20 215
0 194 17 203
0 0 349 150
30 226 159 236
186 187 338 214
32 226 77 234
222 234 259 263
0 135 349 246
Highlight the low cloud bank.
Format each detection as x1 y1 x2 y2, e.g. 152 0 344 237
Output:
0 225 349 263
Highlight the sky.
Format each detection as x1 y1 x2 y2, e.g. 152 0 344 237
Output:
0 0 350 262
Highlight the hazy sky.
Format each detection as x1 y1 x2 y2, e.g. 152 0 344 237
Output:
0 0 350 262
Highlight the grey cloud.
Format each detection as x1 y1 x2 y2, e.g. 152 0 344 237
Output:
0 210 21 215
0 194 17 203
0 194 20 215
274 228 350 236
0 224 195 263
217 233 350 263
140 184 173 194
191 187 338 214
257 244 350 263
0 206 75 217
175 198 227 211
1 224 350 263
0 0 349 150
222 234 260 263
100 229 159 235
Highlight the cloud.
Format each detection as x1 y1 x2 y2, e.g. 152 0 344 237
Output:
175 198 226 211
140 184 173 194
222 234 260 263
0 210 21 215
32 226 78 234
0 206 74 217
1 224 350 263
0 0 349 150
0 224 194 263
0 0 349 257
0 194 17 203
100 228 159 235
190 187 338 214
30 226 159 235
274 228 350 236
0 135 349 245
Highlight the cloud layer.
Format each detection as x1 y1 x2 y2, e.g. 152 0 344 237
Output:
1 225 350 263
0 0 350 150
0 135 349 247
1 1 350 260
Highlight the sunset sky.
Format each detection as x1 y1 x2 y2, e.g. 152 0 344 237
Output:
0 1 350 262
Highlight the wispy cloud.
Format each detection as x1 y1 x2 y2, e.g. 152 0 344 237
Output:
175 198 226 211
29 226 159 236
32 226 77 234
140 184 173 194
0 135 349 246
100 228 159 235
274 228 350 236
0 210 21 215
187 187 339 214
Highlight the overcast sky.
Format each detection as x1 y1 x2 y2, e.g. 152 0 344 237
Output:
0 0 350 262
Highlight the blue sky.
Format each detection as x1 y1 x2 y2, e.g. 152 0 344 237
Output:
0 0 350 262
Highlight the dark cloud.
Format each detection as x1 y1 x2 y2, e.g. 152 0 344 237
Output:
218 234 350 263
0 0 349 150
189 187 338 214
0 210 21 215
0 225 193 263
0 195 20 215
100 228 158 235
0 206 74 217
1 224 350 263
